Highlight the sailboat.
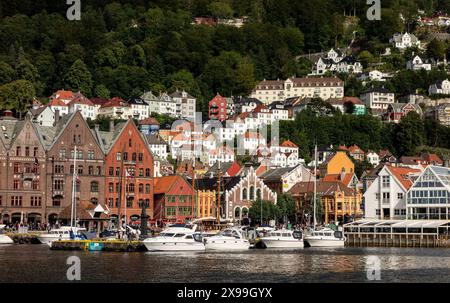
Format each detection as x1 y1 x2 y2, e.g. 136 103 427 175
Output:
303 144 345 247
37 146 86 246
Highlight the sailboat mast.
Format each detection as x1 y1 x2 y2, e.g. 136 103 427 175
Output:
192 157 196 220
71 145 77 227
313 144 317 229
217 160 221 224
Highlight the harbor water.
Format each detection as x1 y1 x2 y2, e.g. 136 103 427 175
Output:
1 244 450 283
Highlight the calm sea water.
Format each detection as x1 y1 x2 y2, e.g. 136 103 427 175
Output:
1 244 450 283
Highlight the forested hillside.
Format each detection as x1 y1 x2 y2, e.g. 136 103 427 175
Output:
0 0 448 112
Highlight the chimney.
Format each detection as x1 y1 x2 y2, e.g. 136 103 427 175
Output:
54 109 60 123
109 120 115 133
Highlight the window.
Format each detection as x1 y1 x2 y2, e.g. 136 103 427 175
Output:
34 147 38 157
91 198 98 205
55 165 64 174
109 167 114 176
88 166 94 175
75 180 81 192
30 196 42 207
116 168 120 176
108 198 114 208
54 180 64 190
382 176 390 187
146 184 150 194
13 180 20 189
138 153 143 162
129 139 132 147
87 150 94 160
109 183 114 193
127 197 133 208
13 163 21 174
59 149 66 159
25 147 30 157
11 196 22 207
132 153 137 162
128 183 135 193
139 184 144 194
123 152 128 161
32 180 39 190
249 186 255 200
97 166 102 175
16 146 21 156
139 168 143 177
145 168 151 177
116 152 122 161
394 209 400 216
376 209 380 215
77 165 83 175
53 197 61 207
91 181 99 193
242 188 247 200
398 193 403 200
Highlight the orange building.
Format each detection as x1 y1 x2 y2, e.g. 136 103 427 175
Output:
320 151 355 176
96 119 154 225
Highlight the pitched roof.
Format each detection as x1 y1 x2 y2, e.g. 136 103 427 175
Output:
259 167 294 181
101 97 128 108
127 97 148 105
281 140 298 148
58 201 109 220
322 173 355 187
154 175 190 194
139 117 160 126
386 166 420 190
169 90 195 99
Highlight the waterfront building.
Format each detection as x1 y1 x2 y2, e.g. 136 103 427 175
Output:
259 164 313 193
364 165 420 219
153 175 194 225
96 119 154 224
127 97 149 121
68 93 100 120
97 97 130 119
170 90 197 121
42 111 106 224
289 181 362 224
406 166 450 220
0 115 47 224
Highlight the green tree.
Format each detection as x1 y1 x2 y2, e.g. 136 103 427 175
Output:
0 80 35 117
0 62 16 85
208 2 234 19
63 59 93 96
248 200 280 225
395 111 425 156
276 194 296 224
94 84 110 99
427 38 446 60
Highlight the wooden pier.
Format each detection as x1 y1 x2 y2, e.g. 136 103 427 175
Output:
50 240 146 252
344 219 450 248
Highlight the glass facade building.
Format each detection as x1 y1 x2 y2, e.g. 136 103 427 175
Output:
406 166 450 220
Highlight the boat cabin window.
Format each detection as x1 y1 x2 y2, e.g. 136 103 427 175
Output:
334 231 343 239
293 231 302 239
221 230 233 237
193 234 203 242
174 234 185 237
282 233 290 237
232 230 240 239
324 233 332 237
161 233 175 237
185 235 193 239
275 233 281 237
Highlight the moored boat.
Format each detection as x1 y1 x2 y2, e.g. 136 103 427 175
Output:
204 228 250 251
260 229 304 249
37 226 86 246
304 227 345 247
143 224 205 252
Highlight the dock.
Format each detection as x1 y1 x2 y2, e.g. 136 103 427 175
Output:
50 240 146 252
344 219 450 248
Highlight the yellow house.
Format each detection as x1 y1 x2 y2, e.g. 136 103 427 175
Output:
196 190 217 218
320 151 354 176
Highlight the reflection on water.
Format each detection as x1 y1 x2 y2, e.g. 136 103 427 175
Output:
1 245 450 282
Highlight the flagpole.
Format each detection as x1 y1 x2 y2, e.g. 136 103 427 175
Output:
71 146 77 227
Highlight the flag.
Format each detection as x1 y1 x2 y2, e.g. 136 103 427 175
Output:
125 169 134 179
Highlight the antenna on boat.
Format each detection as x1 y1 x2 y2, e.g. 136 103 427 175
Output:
313 143 318 230
217 160 221 225
192 157 196 221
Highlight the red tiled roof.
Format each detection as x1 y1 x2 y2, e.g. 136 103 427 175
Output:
323 173 354 187
154 176 180 194
48 98 67 107
348 144 364 154
49 89 74 100
281 140 298 148
139 117 160 126
101 97 128 108
387 166 421 190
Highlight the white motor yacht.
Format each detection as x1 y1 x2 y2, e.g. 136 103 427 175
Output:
204 228 250 251
304 227 345 247
37 226 86 246
143 224 205 252
260 229 304 249
0 225 13 244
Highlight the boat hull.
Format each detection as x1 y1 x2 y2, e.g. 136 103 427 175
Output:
262 239 304 249
204 239 250 251
304 238 345 247
143 240 205 252
0 235 13 244
37 235 68 246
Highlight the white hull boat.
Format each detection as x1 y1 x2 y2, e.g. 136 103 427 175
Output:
261 230 304 249
0 234 13 244
143 224 205 252
37 227 86 246
304 228 346 248
204 228 250 251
